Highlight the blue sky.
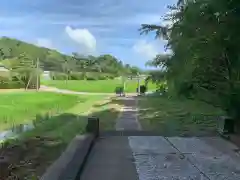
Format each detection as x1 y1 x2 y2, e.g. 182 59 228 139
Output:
0 0 176 68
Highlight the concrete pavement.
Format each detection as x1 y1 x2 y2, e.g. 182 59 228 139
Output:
80 136 138 180
79 96 240 180
115 96 142 131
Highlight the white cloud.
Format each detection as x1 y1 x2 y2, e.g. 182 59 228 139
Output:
133 40 159 59
36 38 54 49
65 26 96 54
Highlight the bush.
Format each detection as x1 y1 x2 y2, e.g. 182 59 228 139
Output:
221 85 240 120
0 80 24 89
140 85 147 94
69 72 85 80
106 74 115 79
50 72 68 80
98 76 107 80
86 76 98 80
85 72 98 80
115 86 124 95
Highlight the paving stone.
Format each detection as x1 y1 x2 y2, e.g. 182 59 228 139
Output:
167 137 222 156
132 153 206 180
128 136 177 154
168 137 240 180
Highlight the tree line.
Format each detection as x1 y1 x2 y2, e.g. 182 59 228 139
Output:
0 37 141 77
142 0 240 120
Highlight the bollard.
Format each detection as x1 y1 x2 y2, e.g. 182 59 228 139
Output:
217 116 235 135
86 116 99 137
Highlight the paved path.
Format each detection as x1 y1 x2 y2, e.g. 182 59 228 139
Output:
40 85 116 96
80 96 240 180
115 96 142 130
80 136 138 180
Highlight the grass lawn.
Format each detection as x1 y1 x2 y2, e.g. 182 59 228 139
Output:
42 79 156 93
0 93 121 179
0 92 80 131
138 95 225 136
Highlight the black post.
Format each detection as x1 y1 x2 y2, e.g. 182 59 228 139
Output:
217 116 235 135
86 116 99 137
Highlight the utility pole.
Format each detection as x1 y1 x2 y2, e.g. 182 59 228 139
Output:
36 58 39 91
64 60 68 86
137 73 140 95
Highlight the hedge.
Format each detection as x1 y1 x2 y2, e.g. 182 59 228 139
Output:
50 71 118 80
0 80 24 89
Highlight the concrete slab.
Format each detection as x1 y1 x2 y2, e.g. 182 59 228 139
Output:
168 137 240 180
128 136 206 180
201 137 240 159
132 153 206 180
115 96 141 131
167 137 223 156
187 153 240 180
80 136 138 180
128 136 177 154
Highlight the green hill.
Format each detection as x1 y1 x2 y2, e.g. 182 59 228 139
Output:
0 37 141 76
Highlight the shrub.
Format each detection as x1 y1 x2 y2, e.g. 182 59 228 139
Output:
0 80 24 89
50 72 68 80
86 76 98 80
97 74 108 80
140 85 147 94
106 74 115 79
221 84 240 120
115 86 124 95
69 72 85 80
85 72 98 80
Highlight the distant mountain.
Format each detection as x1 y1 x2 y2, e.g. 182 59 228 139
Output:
0 37 141 76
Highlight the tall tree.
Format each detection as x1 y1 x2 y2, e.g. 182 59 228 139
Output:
141 0 240 118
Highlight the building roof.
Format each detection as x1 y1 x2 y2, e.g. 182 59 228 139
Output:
0 62 9 71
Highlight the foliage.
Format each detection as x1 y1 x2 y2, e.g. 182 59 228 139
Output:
115 86 124 95
0 95 119 179
141 0 240 119
138 95 224 136
42 79 157 93
0 80 24 89
0 37 141 77
139 85 147 94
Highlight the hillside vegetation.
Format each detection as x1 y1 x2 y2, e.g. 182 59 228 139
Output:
42 79 156 93
0 37 141 77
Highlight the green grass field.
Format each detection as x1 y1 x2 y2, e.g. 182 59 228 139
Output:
0 92 121 179
0 92 82 130
138 95 225 136
42 79 156 93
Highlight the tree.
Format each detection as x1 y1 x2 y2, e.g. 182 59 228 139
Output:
140 0 240 118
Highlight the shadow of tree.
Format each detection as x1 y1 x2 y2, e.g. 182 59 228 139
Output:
0 106 120 180
93 96 137 108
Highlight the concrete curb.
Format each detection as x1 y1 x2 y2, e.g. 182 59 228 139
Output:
41 134 95 180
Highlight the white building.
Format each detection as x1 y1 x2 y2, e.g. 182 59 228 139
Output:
42 71 51 80
0 62 9 72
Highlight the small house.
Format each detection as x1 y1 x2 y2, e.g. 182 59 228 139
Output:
0 62 9 72
42 71 51 80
